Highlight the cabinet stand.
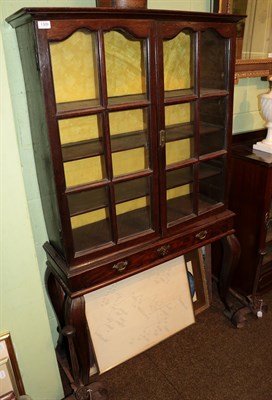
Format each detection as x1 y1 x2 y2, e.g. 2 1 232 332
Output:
47 232 241 396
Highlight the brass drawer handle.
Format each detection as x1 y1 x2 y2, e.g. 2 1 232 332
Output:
157 245 170 257
112 260 128 273
195 230 208 240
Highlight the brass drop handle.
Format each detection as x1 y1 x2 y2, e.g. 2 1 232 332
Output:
112 260 128 272
157 244 170 257
195 230 208 240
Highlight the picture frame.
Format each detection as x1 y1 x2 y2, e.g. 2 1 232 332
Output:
213 0 232 13
0 332 25 399
185 248 211 315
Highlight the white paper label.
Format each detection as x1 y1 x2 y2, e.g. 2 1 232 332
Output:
38 21 51 29
0 370 6 379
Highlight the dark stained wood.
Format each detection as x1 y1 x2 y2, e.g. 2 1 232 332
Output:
228 131 272 296
7 7 243 397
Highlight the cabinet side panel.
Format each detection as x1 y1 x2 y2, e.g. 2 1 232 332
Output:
229 156 266 295
15 23 63 255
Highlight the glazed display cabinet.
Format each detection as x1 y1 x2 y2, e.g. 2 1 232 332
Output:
6 7 242 399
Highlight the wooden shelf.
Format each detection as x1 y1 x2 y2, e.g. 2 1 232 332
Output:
72 206 152 252
166 167 194 190
62 130 148 162
164 88 195 100
199 162 222 180
56 93 149 118
166 122 194 142
200 88 229 97
68 176 151 217
57 98 102 117
167 194 195 223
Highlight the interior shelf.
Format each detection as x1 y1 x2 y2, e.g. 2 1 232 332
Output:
167 192 220 224
57 98 101 116
164 88 196 100
68 176 151 216
165 122 194 142
200 88 229 97
56 94 149 117
166 168 194 190
72 206 152 252
62 121 224 163
199 162 223 180
62 130 148 162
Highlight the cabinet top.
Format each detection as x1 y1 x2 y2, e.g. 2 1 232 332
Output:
233 146 272 166
6 7 244 28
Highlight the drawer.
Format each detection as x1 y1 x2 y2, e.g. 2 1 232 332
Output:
67 215 234 293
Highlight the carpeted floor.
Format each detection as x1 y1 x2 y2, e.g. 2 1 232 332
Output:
98 286 272 400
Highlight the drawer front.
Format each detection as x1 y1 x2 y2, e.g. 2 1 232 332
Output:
70 217 233 293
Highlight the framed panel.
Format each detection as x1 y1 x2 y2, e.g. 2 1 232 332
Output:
85 256 195 374
0 332 25 398
185 248 210 315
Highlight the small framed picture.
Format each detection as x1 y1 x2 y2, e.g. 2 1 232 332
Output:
0 332 25 399
185 248 210 315
213 0 232 13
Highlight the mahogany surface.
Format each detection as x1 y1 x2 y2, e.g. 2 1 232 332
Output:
229 130 272 296
7 7 243 398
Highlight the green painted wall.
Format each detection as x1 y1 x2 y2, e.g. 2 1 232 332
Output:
0 0 268 398
0 25 63 400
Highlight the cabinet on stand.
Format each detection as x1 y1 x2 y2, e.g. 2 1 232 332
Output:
6 6 242 399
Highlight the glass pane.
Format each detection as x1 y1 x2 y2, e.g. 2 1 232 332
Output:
110 109 149 177
165 103 195 165
104 30 147 103
164 30 195 98
59 115 104 162
67 186 108 216
199 98 226 156
50 30 100 109
115 176 150 204
200 29 228 93
116 196 151 239
71 207 111 252
64 156 106 188
166 166 195 224
199 157 225 213
115 177 152 239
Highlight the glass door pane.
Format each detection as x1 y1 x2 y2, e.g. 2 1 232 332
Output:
109 108 150 177
199 98 227 156
166 166 195 224
198 156 225 213
165 103 195 166
163 30 195 98
67 186 111 252
104 30 147 104
59 115 106 188
115 177 152 239
200 29 228 94
50 30 100 113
